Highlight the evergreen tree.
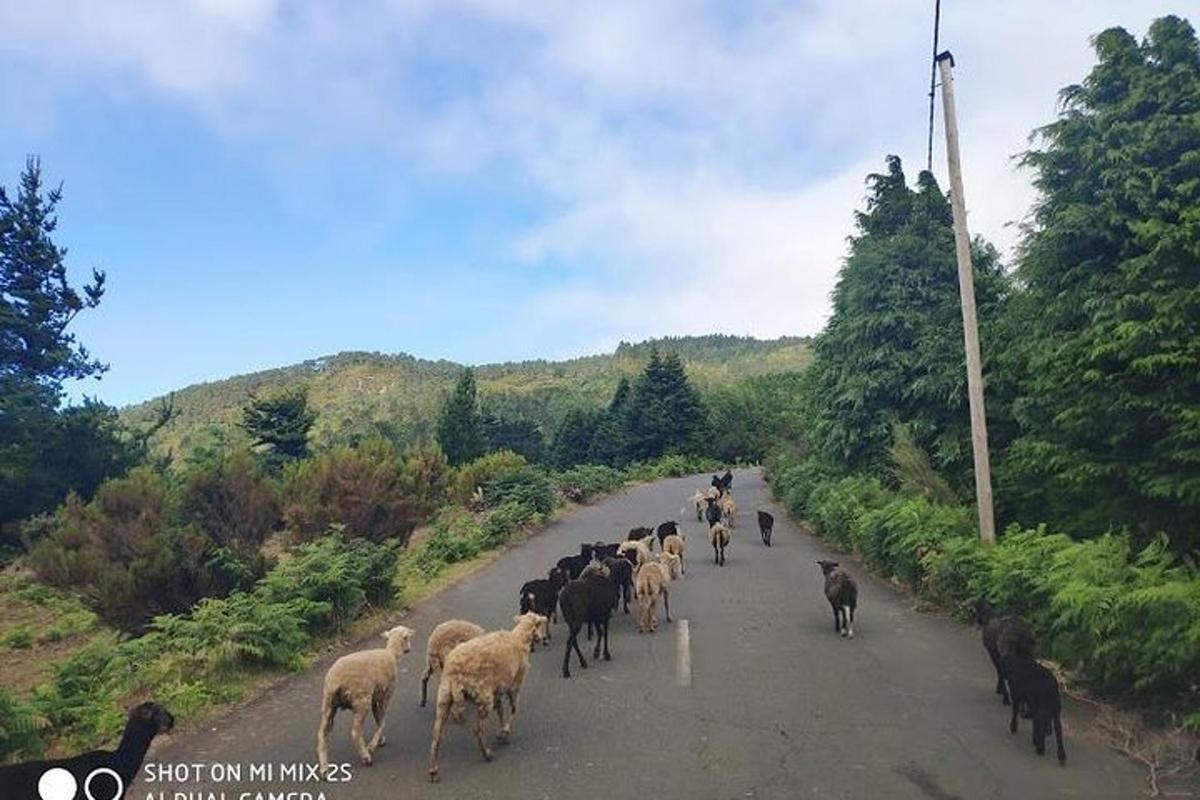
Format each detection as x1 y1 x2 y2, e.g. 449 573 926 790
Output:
241 386 316 467
804 156 1008 483
588 376 631 466
548 407 601 469
482 411 544 463
1000 16 1200 549
623 351 706 461
436 368 484 466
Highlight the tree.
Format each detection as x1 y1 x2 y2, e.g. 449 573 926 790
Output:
803 156 1008 485
623 351 706 461
482 411 544 463
1000 16 1200 550
241 386 316 468
436 368 485 466
588 376 632 466
0 158 131 541
548 406 602 469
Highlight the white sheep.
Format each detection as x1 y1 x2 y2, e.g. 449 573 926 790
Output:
634 553 680 633
720 493 737 528
690 489 709 520
427 612 548 782
618 538 653 567
420 619 486 707
316 624 415 775
661 532 686 576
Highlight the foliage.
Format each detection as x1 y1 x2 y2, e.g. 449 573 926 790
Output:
888 422 959 505
0 688 45 763
623 350 707 462
175 449 280 552
548 406 602 469
282 438 438 544
587 376 632 466
437 368 485 467
241 386 316 468
481 409 544 463
484 466 556 516
703 372 808 463
1000 16 1200 551
552 464 627 501
452 450 528 504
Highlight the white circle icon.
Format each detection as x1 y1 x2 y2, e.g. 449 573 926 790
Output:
84 767 124 800
37 767 77 800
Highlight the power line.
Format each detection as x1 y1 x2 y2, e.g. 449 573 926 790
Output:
926 0 942 173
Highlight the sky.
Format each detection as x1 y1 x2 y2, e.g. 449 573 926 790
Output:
0 1 1191 406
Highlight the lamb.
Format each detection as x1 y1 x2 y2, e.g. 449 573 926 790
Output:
634 553 680 633
427 613 547 782
317 624 415 774
709 521 730 566
0 702 174 798
815 560 857 638
519 566 568 626
557 571 619 677
655 520 679 550
618 538 653 567
973 599 1036 707
420 620 486 707
661 532 686 576
1003 649 1067 764
757 510 774 547
627 526 656 550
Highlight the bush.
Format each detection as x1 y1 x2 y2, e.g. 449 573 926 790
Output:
485 466 555 515
415 509 488 578
807 475 890 549
852 497 973 585
283 438 431 544
483 502 536 545
452 451 527 504
2 627 33 649
175 450 280 551
0 688 46 763
553 464 627 501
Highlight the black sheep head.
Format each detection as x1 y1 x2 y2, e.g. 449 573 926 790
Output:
130 701 175 734
815 559 839 577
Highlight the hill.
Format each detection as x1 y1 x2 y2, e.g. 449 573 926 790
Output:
122 334 811 460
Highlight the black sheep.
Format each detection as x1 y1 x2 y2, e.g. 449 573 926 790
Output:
1003 650 1067 764
816 559 858 638
655 520 679 550
756 510 774 547
592 542 621 560
558 573 618 678
704 496 723 528
602 555 634 613
627 526 655 550
557 552 593 580
0 702 175 800
520 566 568 624
973 599 1036 707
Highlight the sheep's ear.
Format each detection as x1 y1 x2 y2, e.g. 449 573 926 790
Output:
513 614 523 624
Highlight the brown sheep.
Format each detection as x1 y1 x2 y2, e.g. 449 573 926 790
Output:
427 612 548 782
420 619 486 707
317 624 415 774
634 553 680 633
661 533 686 576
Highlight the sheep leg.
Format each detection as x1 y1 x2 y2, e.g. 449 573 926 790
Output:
472 703 495 762
592 620 603 659
586 620 593 641
420 665 433 707
1009 697 1020 734
497 689 519 743
1053 713 1066 764
829 599 841 634
493 694 508 742
844 605 854 639
316 698 336 777
369 690 391 750
987 648 1009 705
428 698 449 782
350 706 373 766
601 619 611 660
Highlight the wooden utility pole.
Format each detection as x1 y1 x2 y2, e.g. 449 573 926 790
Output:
936 51 995 544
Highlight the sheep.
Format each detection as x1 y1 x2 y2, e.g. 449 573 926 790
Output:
0 701 174 798
602 555 635 613
757 510 774 547
588 541 621 560
421 620 486 707
556 552 593 580
519 566 568 626
618 538 653 567
711 470 733 493
557 571 618 677
973 599 1036 707
1003 650 1067 764
690 489 708 520
709 522 730 566
720 493 737 527
317 624 415 774
427 613 547 782
635 553 680 633
627 526 656 550
661 532 686 576
815 560 858 638
655 520 679 550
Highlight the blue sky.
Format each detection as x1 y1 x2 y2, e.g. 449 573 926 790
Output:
0 1 1190 406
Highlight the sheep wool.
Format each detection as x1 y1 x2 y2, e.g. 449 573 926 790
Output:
421 619 486 707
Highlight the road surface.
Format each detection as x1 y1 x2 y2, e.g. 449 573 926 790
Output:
137 470 1148 799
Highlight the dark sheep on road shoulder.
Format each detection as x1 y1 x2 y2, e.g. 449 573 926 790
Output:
973 599 1035 707
558 573 619 677
757 510 774 547
1003 650 1067 764
816 560 857 638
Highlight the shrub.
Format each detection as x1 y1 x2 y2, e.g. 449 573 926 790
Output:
807 475 890 549
175 450 280 551
0 688 46 763
483 501 536 545
485 466 555 516
452 451 527 504
852 497 973 585
415 509 487 578
282 438 429 544
553 464 626 501
2 627 33 649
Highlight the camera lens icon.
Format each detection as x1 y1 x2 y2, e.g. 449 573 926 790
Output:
38 766 124 800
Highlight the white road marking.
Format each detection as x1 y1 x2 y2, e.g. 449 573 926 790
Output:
676 618 692 687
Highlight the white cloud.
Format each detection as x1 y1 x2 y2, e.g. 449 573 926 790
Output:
1 0 1190 353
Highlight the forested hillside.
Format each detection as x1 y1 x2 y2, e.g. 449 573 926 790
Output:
121 335 811 462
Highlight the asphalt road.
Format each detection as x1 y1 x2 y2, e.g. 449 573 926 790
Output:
137 470 1148 800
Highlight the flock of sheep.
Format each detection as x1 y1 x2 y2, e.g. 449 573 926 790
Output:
311 468 1067 785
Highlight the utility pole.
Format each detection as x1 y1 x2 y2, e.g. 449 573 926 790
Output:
936 50 996 544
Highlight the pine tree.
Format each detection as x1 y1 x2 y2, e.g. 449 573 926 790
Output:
1001 16 1200 549
623 351 705 461
241 386 316 467
549 407 601 469
588 376 631 466
436 368 485 466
